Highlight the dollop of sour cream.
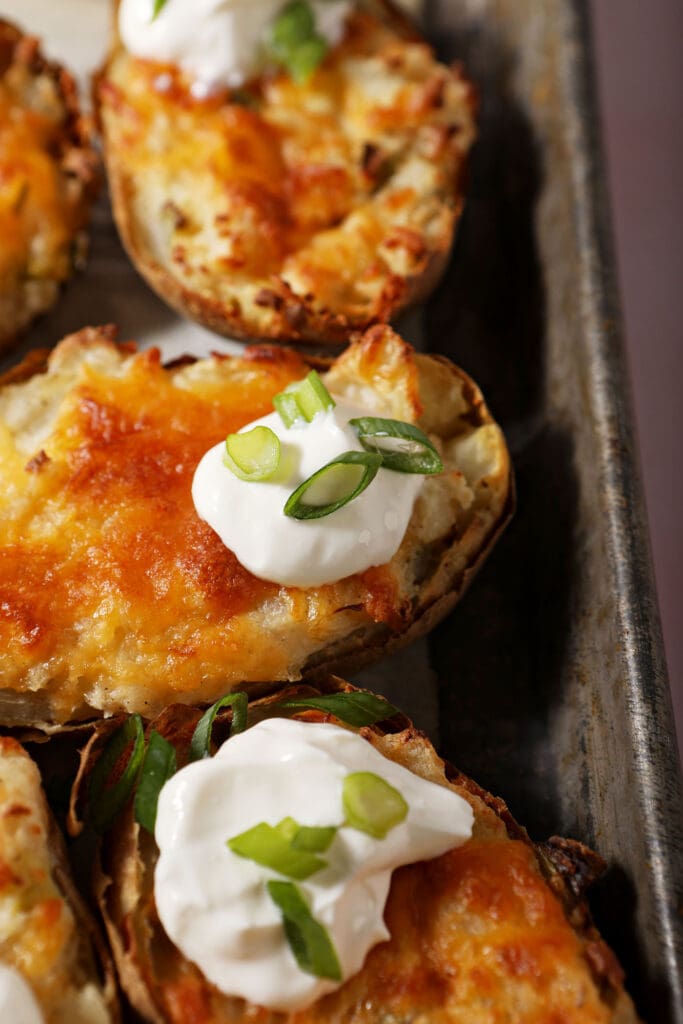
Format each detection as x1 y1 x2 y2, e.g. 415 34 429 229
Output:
155 719 473 1010
119 0 351 93
0 964 44 1024
192 401 423 587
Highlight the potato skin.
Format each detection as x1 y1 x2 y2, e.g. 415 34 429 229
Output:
97 3 476 344
0 20 99 354
0 737 117 1023
0 323 512 726
82 680 639 1023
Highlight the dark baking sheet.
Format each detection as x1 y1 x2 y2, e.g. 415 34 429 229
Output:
366 0 683 1019
1 0 681 1019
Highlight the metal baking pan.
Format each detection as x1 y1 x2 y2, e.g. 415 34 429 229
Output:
1 0 681 1019
363 0 683 1019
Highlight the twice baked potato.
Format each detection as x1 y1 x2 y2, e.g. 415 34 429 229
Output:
76 679 639 1022
0 737 117 1022
97 2 476 343
0 323 511 725
0 20 99 354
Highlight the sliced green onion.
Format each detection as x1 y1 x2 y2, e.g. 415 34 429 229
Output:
224 426 281 482
349 417 443 474
151 0 169 21
287 36 328 83
134 731 177 834
267 880 342 981
227 819 328 880
284 450 381 520
343 772 408 839
273 390 302 429
276 691 399 727
270 2 328 83
275 817 337 854
87 715 145 834
273 370 335 428
271 0 315 56
189 692 248 762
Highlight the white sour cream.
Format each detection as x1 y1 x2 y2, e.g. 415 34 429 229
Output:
191 401 423 587
0 964 44 1024
119 0 351 92
155 718 473 1010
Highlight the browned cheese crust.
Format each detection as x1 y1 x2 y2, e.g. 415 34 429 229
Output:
0 323 512 726
0 20 99 353
97 2 476 344
0 736 117 1022
78 679 639 1023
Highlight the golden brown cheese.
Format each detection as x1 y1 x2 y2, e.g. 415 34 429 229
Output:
90 689 638 1024
0 737 112 1023
0 21 98 352
0 324 510 725
98 7 476 342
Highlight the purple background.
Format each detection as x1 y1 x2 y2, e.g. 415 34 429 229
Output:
591 1 682 760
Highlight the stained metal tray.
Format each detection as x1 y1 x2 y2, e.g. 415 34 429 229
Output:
2 0 681 1019
362 1 683 1019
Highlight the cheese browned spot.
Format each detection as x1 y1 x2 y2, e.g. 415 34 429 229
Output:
0 20 99 353
98 7 476 343
0 324 511 725
0 737 112 1023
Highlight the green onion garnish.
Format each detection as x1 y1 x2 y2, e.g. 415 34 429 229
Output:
227 817 334 880
284 450 381 519
349 417 443 475
151 0 169 21
224 426 281 482
134 731 177 834
87 715 145 834
342 772 408 839
267 880 342 981
273 370 336 428
276 691 399 727
270 1 328 83
280 818 337 853
189 692 248 762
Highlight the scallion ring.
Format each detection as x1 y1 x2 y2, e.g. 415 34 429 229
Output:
189 692 248 761
270 1 328 83
342 771 408 839
227 817 334 880
87 715 145 834
273 370 335 428
267 880 342 981
284 450 381 520
224 426 280 482
349 417 443 474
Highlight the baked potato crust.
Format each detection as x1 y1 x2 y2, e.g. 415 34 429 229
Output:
97 3 476 344
0 323 511 726
0 20 99 354
80 680 639 1023
0 737 117 1022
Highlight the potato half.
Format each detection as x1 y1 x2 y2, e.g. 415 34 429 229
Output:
97 2 476 344
0 737 117 1022
0 323 511 725
0 20 99 354
76 679 639 1023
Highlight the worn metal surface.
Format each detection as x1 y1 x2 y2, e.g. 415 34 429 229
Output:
0 0 680 1018
405 0 682 1018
